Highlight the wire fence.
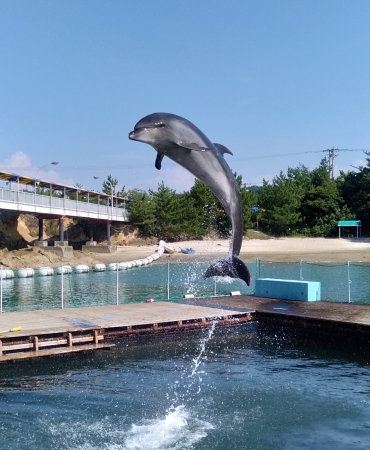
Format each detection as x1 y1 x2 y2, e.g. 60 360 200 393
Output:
1 259 370 313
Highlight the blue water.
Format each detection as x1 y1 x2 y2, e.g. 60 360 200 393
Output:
0 262 255 312
1 323 370 449
1 260 370 312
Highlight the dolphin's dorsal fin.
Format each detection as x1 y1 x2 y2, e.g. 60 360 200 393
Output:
177 140 211 152
213 143 233 156
155 153 165 170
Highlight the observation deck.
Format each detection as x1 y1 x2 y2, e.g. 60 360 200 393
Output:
0 170 129 222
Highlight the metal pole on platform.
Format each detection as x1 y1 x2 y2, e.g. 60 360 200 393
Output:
347 261 351 304
214 278 217 296
116 263 119 305
61 264 64 309
167 260 170 300
1 264 3 313
300 260 303 281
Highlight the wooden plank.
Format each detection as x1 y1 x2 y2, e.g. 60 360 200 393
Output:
0 343 115 362
0 302 247 339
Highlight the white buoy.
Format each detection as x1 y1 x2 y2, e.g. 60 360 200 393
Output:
107 263 118 271
118 262 128 270
152 254 160 261
17 268 35 278
37 267 54 276
126 262 133 269
142 258 149 265
134 259 143 267
158 240 165 247
92 263 106 272
74 264 89 274
56 265 72 275
0 269 14 279
146 256 154 263
130 261 137 267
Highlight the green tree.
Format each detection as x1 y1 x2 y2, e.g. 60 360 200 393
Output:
126 189 156 235
150 182 184 240
298 161 352 236
189 179 220 234
337 154 370 232
102 175 118 196
258 172 301 235
235 173 257 231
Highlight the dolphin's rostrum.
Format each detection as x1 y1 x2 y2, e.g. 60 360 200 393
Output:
128 113 251 286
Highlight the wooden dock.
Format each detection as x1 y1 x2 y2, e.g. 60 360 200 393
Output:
184 295 370 338
2 294 370 362
0 301 252 362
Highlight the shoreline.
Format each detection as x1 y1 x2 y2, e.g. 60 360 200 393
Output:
1 237 370 269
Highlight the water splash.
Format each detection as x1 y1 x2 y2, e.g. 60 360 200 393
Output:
44 409 213 450
124 405 213 450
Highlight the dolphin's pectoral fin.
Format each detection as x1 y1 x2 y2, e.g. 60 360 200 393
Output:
213 143 233 156
155 153 165 170
176 141 211 152
203 256 251 286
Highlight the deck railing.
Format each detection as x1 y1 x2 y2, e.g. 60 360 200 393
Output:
0 187 129 221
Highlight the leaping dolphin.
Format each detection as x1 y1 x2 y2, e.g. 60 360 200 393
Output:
128 112 251 286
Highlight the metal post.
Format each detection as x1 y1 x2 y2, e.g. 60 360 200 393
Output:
348 261 351 304
111 191 114 221
107 221 111 242
1 264 3 313
300 260 303 281
256 258 261 279
116 263 119 305
89 223 94 242
17 177 20 206
167 260 170 300
38 218 43 241
214 278 217 296
59 217 64 242
61 264 64 309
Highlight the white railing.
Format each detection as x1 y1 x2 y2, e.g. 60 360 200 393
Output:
0 187 129 222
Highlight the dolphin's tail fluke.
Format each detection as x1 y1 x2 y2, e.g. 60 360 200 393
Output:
203 256 251 286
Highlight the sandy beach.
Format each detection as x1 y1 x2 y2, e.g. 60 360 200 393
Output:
1 236 370 269
94 236 370 265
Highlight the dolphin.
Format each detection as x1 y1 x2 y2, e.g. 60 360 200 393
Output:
128 112 251 286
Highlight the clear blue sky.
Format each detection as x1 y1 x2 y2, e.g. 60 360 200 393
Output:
1 0 370 193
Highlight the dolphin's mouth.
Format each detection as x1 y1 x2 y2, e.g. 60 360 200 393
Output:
129 124 165 141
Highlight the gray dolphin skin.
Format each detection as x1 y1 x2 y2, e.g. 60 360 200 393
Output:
128 112 251 286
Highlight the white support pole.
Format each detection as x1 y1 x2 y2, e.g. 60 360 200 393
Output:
167 260 170 300
214 277 217 296
300 260 303 281
0 264 3 314
347 261 351 304
34 180 37 211
116 263 119 305
61 264 64 309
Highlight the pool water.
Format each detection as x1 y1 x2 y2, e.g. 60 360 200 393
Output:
1 323 370 450
2 260 370 313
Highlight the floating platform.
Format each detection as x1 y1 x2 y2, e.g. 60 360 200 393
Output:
0 302 252 362
2 294 370 363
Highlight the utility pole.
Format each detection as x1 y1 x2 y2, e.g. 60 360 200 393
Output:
328 147 337 180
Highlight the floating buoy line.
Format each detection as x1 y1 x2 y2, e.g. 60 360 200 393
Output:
0 241 167 279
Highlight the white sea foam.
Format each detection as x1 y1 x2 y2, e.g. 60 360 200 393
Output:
124 405 213 450
44 405 212 450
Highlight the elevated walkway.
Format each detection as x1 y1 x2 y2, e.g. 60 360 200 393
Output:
0 187 129 222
